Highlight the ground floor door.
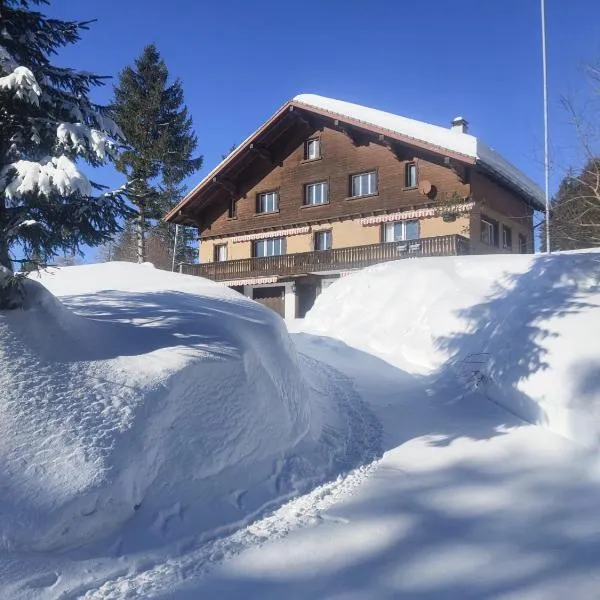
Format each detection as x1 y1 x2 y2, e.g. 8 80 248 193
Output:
252 286 285 317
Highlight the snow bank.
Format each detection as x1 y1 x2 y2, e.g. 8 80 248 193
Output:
305 251 600 445
0 262 351 553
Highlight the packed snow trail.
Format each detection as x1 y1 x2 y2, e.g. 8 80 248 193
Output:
174 331 600 600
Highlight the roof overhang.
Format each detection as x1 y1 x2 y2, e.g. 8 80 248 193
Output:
165 95 544 224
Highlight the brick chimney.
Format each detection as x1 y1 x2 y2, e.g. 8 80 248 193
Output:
451 116 469 134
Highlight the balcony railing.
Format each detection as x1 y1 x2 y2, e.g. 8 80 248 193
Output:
182 234 470 282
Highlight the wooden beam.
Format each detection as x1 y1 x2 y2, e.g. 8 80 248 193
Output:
212 176 237 197
288 105 311 129
331 119 369 147
444 157 469 183
249 142 273 165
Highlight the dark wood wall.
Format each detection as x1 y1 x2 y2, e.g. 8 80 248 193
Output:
201 124 471 239
470 171 534 226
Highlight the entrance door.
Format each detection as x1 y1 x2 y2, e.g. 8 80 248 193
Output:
252 286 285 317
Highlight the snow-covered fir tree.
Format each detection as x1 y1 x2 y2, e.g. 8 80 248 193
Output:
0 0 133 304
112 44 202 264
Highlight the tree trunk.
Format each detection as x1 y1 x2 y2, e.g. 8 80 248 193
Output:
136 207 146 263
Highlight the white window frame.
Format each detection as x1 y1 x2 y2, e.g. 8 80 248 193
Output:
314 230 332 251
305 138 321 160
383 220 420 242
351 171 377 197
481 218 495 246
502 225 512 249
305 181 328 205
405 162 417 188
253 237 285 257
214 244 228 262
257 191 279 213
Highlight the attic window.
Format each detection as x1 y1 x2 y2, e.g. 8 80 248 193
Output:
228 198 236 218
305 138 321 160
404 162 417 188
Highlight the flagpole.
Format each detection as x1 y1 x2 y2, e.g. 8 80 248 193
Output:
541 0 551 253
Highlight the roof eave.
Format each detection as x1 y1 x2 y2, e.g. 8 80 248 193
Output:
164 99 297 223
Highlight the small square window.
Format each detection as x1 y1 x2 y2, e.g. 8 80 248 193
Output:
314 230 332 251
305 138 321 160
304 181 328 205
214 244 228 262
257 191 279 213
351 171 377 197
404 162 417 188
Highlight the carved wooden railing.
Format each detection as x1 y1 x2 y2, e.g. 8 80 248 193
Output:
181 234 470 282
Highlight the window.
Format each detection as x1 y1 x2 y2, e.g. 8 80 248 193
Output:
257 191 279 213
481 217 499 247
404 162 417 188
382 219 420 242
305 138 321 160
304 181 328 205
502 225 512 249
228 198 236 218
214 244 227 262
351 171 377 197
314 230 332 251
253 237 285 257
518 233 528 254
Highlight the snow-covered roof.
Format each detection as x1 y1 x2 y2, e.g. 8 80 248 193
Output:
293 94 544 210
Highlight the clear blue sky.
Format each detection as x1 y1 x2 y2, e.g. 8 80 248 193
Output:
48 0 599 257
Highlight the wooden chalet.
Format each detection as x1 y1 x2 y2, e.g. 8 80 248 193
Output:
164 94 544 318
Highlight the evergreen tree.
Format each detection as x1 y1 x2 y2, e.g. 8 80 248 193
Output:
545 158 600 250
0 0 133 300
112 44 202 263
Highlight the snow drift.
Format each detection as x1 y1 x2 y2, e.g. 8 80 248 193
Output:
305 251 600 446
0 263 372 553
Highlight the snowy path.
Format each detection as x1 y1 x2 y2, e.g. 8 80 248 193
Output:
6 326 600 599
175 332 600 599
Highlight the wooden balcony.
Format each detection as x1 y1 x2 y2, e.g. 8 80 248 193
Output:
181 234 470 282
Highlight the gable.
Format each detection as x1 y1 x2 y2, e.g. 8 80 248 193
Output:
200 123 471 239
165 95 543 226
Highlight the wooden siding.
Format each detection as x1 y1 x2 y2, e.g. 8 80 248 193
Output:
202 124 471 239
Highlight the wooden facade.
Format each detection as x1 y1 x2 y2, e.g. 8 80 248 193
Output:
165 97 541 317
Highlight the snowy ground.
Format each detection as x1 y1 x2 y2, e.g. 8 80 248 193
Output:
1 252 600 598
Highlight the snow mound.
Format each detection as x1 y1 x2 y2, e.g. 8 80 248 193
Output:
305 251 600 445
0 262 374 553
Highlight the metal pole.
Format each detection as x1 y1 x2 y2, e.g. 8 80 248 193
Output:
541 0 551 253
171 224 179 271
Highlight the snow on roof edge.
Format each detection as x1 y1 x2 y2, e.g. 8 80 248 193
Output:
294 94 544 210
